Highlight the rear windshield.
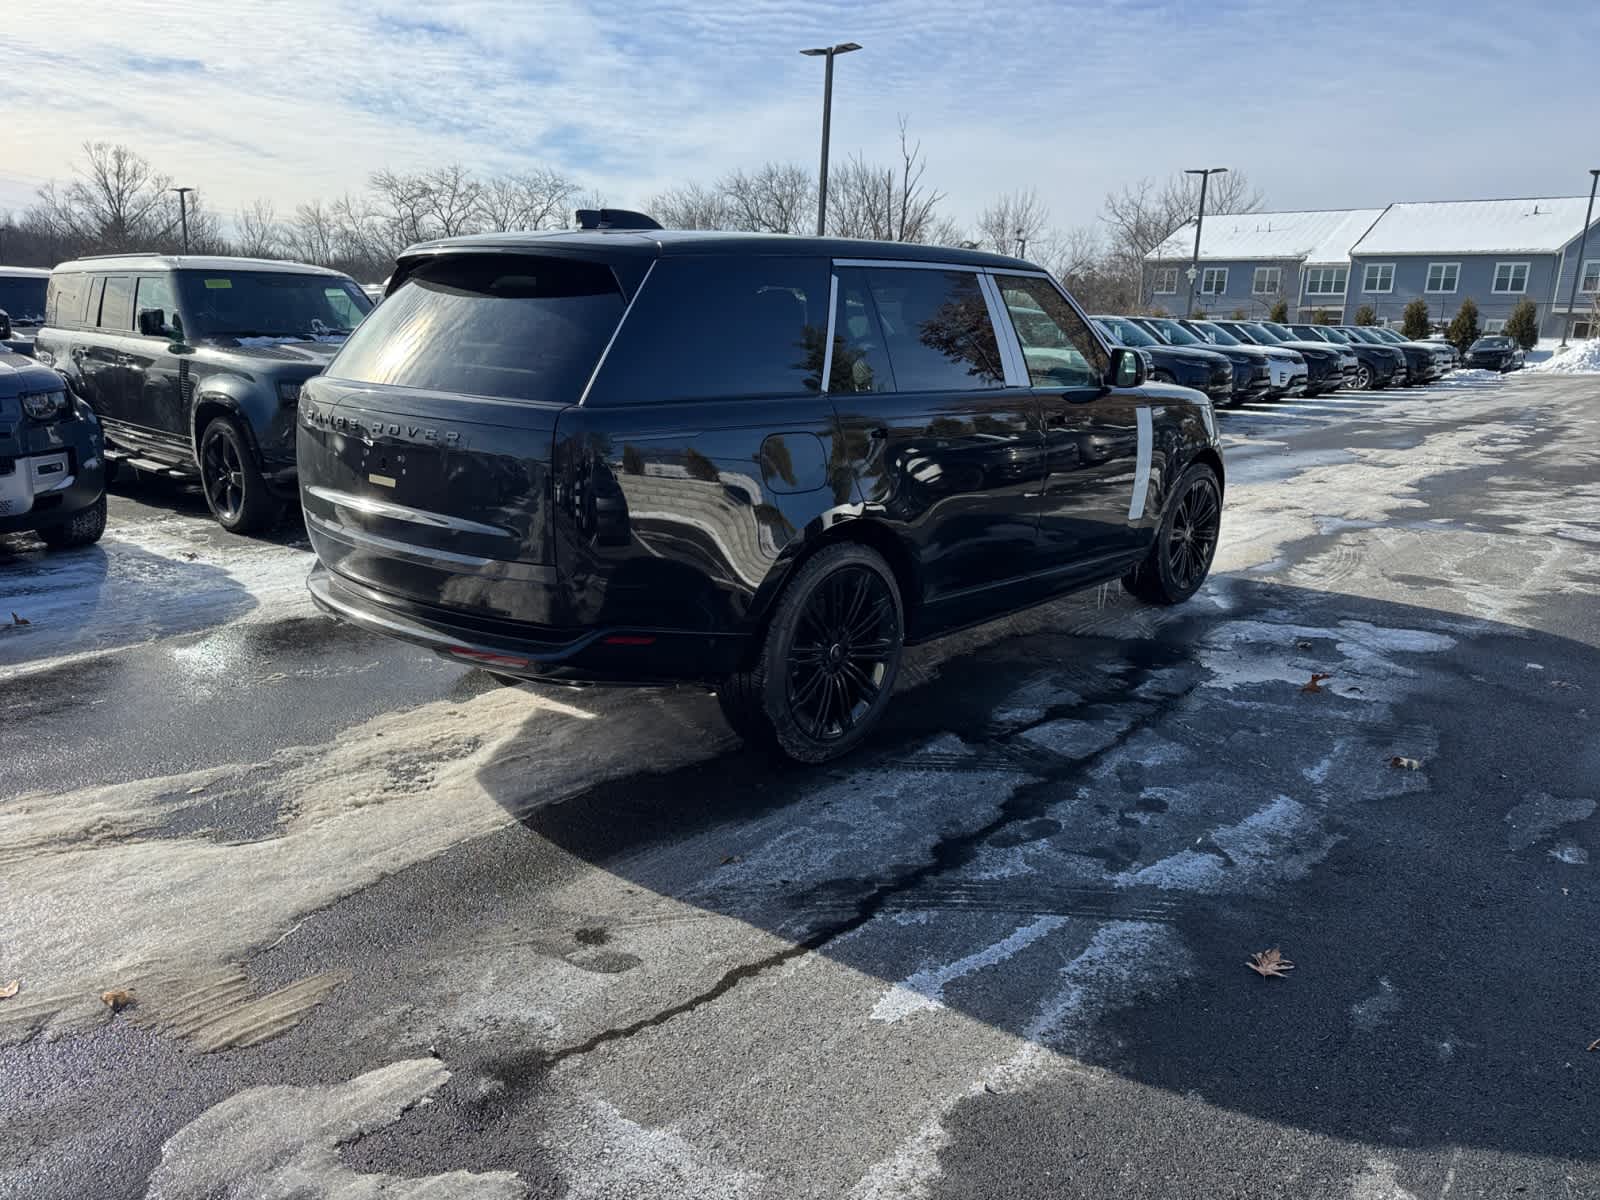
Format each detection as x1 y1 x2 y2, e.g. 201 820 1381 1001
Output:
0 276 47 323
329 256 625 404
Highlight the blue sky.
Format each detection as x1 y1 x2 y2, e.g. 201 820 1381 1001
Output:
4 0 1595 239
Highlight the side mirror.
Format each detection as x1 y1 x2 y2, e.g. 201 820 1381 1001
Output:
1109 346 1145 389
138 308 167 337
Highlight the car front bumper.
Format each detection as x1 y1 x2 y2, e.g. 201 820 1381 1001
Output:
0 447 105 534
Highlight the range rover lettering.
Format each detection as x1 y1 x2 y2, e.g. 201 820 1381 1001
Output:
34 254 372 532
300 214 1225 762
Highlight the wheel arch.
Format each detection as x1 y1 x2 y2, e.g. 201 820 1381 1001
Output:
191 387 265 467
742 517 923 665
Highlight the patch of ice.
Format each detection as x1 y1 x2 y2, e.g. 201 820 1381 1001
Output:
547 1098 759 1200
1548 842 1589 865
1017 715 1133 759
1504 793 1595 851
1350 977 1399 1032
1116 796 1338 894
143 1059 525 1199
1349 1155 1421 1200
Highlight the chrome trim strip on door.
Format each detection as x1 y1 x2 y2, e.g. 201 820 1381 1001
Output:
304 485 514 538
1128 407 1154 521
977 272 1030 388
578 258 657 406
820 273 839 393
832 258 988 272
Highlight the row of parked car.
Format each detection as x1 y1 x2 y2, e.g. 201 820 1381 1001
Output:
1090 312 1474 407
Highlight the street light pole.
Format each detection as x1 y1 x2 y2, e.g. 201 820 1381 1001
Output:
1184 167 1227 317
172 186 195 254
800 42 861 237
1559 169 1600 349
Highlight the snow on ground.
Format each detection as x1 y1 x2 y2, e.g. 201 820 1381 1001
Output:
0 511 315 676
1532 338 1600 374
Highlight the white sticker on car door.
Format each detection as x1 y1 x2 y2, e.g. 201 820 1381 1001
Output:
1127 406 1153 521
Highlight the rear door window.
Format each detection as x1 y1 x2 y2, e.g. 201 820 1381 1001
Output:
829 268 896 393
98 276 134 331
134 275 178 326
862 268 1002 392
589 256 831 405
329 255 625 404
994 274 1106 388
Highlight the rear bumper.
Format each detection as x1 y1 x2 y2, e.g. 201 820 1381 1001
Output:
307 561 747 685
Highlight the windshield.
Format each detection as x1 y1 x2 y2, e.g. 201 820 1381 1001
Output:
1237 323 1282 344
1142 318 1203 347
0 276 48 324
1189 321 1241 347
1094 316 1157 348
1315 327 1353 344
175 270 372 340
1473 337 1511 348
1344 327 1385 344
1260 321 1297 341
1368 328 1404 343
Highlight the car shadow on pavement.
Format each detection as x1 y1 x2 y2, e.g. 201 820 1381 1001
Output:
480 577 1598 1173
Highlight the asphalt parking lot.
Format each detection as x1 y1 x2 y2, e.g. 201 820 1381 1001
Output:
3 371 1598 1199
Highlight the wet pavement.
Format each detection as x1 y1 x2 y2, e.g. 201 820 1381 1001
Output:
2 373 1598 1199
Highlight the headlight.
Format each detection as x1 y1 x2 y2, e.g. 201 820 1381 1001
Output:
277 381 303 404
21 389 68 420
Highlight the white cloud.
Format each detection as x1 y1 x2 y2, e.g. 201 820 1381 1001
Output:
4 0 1592 240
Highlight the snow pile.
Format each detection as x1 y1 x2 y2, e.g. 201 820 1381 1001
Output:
1532 339 1600 374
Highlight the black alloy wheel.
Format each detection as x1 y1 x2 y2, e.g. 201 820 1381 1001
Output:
198 415 282 534
718 543 904 763
1123 462 1223 606
785 563 898 744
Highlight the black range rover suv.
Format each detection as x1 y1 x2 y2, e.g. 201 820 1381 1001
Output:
301 218 1225 761
34 255 372 532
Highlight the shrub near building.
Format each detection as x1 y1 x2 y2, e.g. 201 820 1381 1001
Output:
1447 298 1482 353
1504 298 1539 350
1354 304 1377 325
1402 298 1431 339
1269 298 1289 323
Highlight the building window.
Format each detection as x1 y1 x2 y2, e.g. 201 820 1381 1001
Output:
1482 319 1506 334
1151 267 1178 295
1362 263 1394 293
1252 266 1281 295
1200 267 1228 295
1425 262 1459 293
1581 260 1600 293
1492 262 1529 294
1304 267 1348 296
1573 319 1592 339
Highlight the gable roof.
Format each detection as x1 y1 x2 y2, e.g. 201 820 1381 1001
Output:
1351 197 1598 255
1147 208 1385 265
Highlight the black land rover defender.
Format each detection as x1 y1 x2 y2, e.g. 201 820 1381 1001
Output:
0 350 107 549
34 255 371 533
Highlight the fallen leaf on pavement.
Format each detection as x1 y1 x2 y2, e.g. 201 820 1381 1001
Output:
0 980 19 1000
1295 640 1315 650
1588 1038 1599 1053
719 855 742 866
1301 673 1333 694
100 989 135 1011
10 612 29 627
1246 948 1294 979
180 551 198 561
1389 756 1422 770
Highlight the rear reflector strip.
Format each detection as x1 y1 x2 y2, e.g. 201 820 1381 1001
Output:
446 647 531 668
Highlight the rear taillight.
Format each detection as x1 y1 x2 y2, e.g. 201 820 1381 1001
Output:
446 647 530 669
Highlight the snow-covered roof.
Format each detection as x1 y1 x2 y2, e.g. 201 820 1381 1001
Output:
1147 209 1385 265
1353 197 1599 255
0 266 50 278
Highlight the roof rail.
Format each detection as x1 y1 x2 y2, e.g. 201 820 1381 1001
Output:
76 251 162 259
575 208 662 231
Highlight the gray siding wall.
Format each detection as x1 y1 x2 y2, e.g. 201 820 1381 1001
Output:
1143 257 1299 316
1549 222 1600 336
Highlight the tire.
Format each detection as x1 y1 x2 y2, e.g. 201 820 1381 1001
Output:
717 543 904 763
39 494 107 549
199 415 282 534
1122 462 1222 606
1353 363 1375 390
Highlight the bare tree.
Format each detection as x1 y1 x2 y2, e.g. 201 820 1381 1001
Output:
827 117 944 243
650 181 732 231
1101 170 1263 308
478 168 579 231
29 142 174 254
416 164 484 238
721 163 814 234
975 189 1050 257
235 198 283 258
283 200 339 266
